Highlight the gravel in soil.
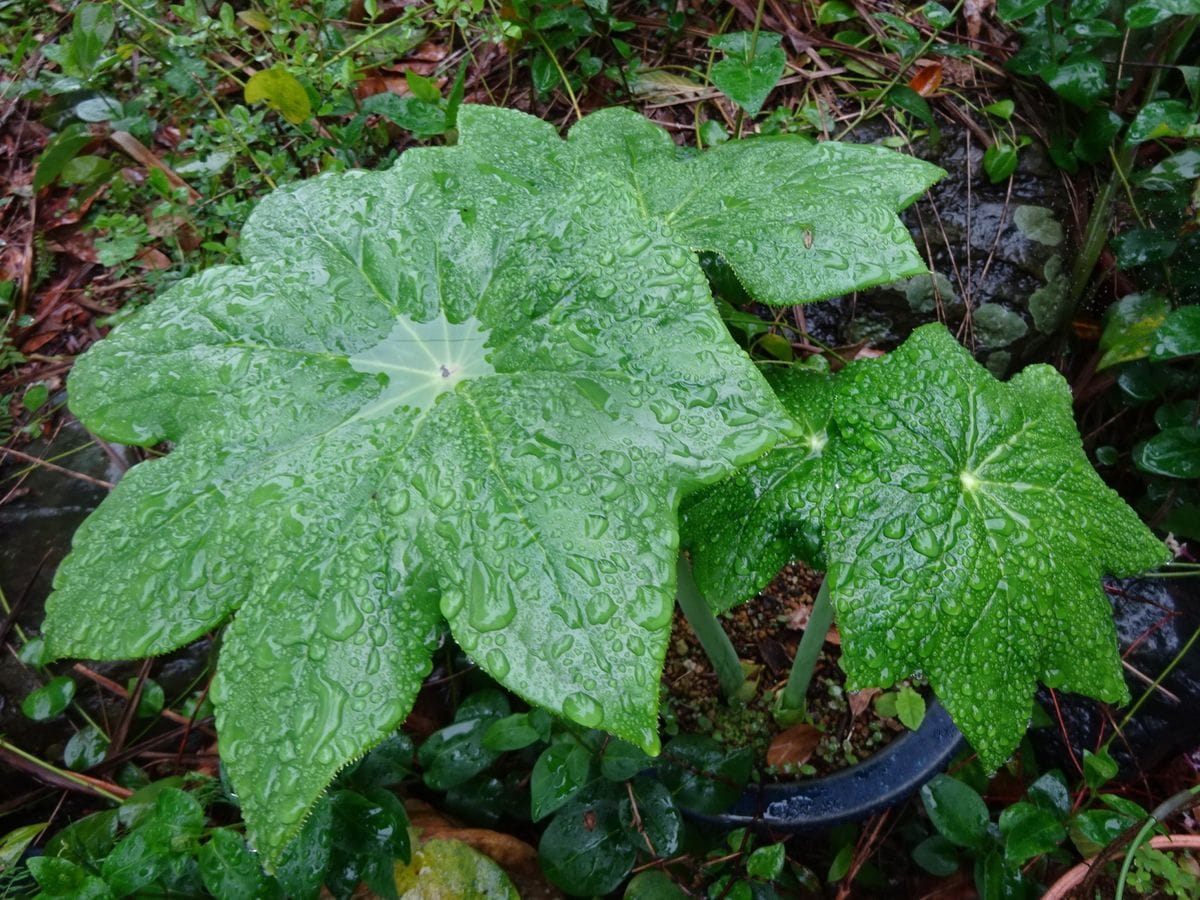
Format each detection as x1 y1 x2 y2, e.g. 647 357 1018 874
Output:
662 562 913 779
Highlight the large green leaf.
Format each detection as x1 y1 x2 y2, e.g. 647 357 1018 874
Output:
35 107 911 857
44 105 936 859
824 324 1167 768
681 363 836 610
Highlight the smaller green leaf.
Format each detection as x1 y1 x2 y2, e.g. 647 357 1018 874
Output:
26 857 113 900
874 691 899 718
345 734 413 791
709 31 787 117
895 686 927 730
1098 293 1171 370
33 124 93 192
887 85 936 129
483 713 542 752
199 828 271 899
330 788 410 863
624 870 687 898
1027 771 1070 819
1135 427 1200 479
71 3 115 75
1043 55 1108 108
361 92 447 137
404 71 441 103
126 678 164 718
816 0 857 24
23 383 49 413
19 638 48 666
0 822 46 872
973 850 1026 900
827 843 854 882
420 694 509 791
531 740 592 821
540 797 638 895
1124 0 1199 28
45 810 119 868
983 141 1019 183
745 842 786 880
623 778 681 857
921 775 990 850
1074 108 1124 163
1138 148 1200 191
912 834 960 876
64 725 110 770
244 68 311 124
1151 306 1200 361
999 801 1065 864
601 739 651 782
658 735 752 815
1069 808 1135 856
22 676 76 721
273 795 332 900
1082 747 1119 789
983 99 1015 120
1113 228 1177 269
1126 100 1195 145
997 0 1051 21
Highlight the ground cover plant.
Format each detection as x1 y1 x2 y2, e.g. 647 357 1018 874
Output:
3 0 1199 897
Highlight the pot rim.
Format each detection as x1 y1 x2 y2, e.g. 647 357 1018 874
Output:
682 699 965 832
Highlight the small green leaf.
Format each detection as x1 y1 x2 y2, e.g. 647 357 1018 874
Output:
0 823 46 872
874 691 899 718
983 141 1019 183
1125 0 1200 28
974 850 1026 900
816 0 857 25
1098 293 1171 370
997 0 1051 21
827 843 854 882
658 735 752 814
983 99 1015 120
709 31 787 117
601 738 651 782
404 71 441 104
244 68 311 124
1074 108 1124 163
1113 228 1178 268
23 383 50 413
887 85 936 130
198 828 271 899
64 725 110 770
22 676 76 720
1044 55 1109 108
361 92 447 137
921 775 990 849
1151 306 1200 361
912 834 960 876
624 778 681 856
1126 100 1195 145
26 857 114 900
540 797 638 895
33 124 93 191
625 870 687 898
745 842 786 880
483 712 542 752
420 698 508 790
1082 747 1119 789
126 677 165 718
827 324 1167 768
346 733 414 790
1027 771 1070 819
71 3 115 75
895 686 926 730
1135 427 1200 478
531 740 592 821
999 801 1065 864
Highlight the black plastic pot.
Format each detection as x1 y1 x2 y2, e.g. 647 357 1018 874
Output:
686 700 964 832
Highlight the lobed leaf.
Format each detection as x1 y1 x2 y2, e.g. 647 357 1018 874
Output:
681 364 836 609
825 324 1167 768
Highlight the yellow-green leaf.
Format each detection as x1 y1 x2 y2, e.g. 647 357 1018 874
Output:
244 68 311 123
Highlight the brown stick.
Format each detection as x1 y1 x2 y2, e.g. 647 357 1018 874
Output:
0 446 115 490
108 131 201 202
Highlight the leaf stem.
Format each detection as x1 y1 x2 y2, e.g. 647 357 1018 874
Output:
780 577 834 711
0 736 129 803
675 555 745 700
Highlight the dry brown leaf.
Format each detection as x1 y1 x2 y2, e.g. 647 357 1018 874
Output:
909 64 943 97
848 687 881 719
766 723 822 767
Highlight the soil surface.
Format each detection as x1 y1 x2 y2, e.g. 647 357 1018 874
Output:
662 562 918 779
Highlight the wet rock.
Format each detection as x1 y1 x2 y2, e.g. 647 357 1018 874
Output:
1030 575 1200 779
